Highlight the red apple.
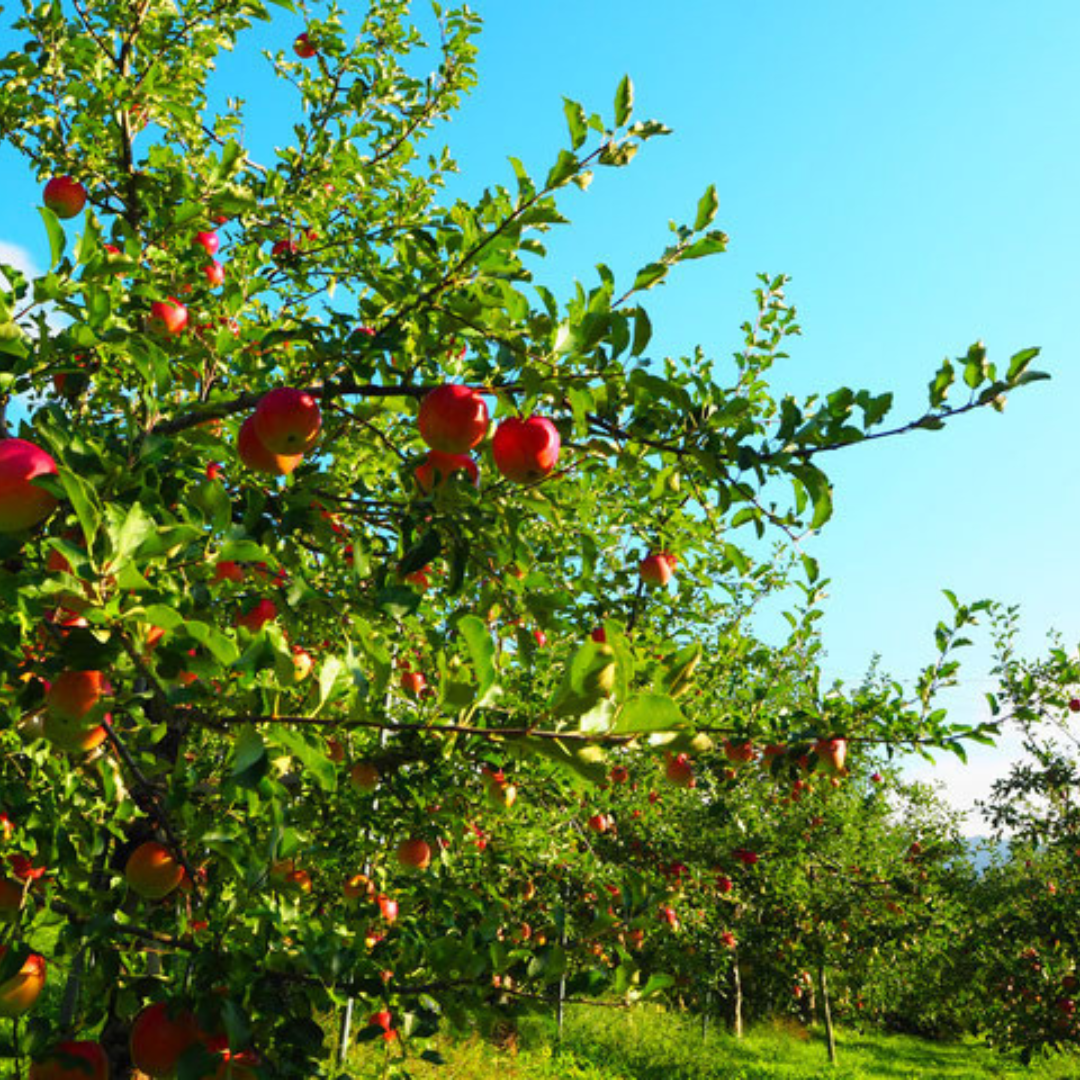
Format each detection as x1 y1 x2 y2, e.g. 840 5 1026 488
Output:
194 231 219 257
235 598 277 633
491 416 560 483
813 736 848 775
400 671 426 698
720 930 737 948
716 874 733 894
588 813 612 834
129 1001 202 1077
418 385 489 453
733 848 759 866
294 32 317 58
237 415 303 476
28 1039 108 1080
0 946 46 1017
349 761 379 792
723 739 756 765
212 560 244 584
43 176 86 219
252 388 322 455
610 765 629 784
377 894 398 923
396 838 431 871
204 260 225 288
271 237 300 263
590 626 608 643
0 438 58 533
148 298 188 337
664 752 694 788
46 671 105 722
125 841 183 901
414 450 480 492
639 551 676 587
1069 699 1080 714
370 1010 397 1042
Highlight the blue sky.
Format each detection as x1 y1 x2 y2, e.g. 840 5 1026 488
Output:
2 1 1078 827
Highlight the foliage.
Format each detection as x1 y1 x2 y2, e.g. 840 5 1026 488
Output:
0 0 1052 1075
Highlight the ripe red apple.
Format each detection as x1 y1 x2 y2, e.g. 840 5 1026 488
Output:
237 415 303 476
252 388 321 455
418 385 489 453
720 930 737 949
0 438 58 535
194 231 219 257
204 260 225 288
125 841 184 901
148 298 188 337
235 598 277 633
733 848 759 866
716 874 733 894
610 765 629 785
212 560 244 584
588 813 612 834
130 1001 203 1077
294 32 317 58
664 752 694 788
28 1039 109 1080
349 761 379 792
414 450 480 492
813 736 848 775
46 671 105 723
590 626 607 643
639 551 676 587
271 237 300 263
396 838 432 871
43 176 86 219
491 416 560 483
400 670 426 698
0 947 46 1017
370 1010 397 1042
723 739 756 765
377 894 399 923
1069 698 1080 714
287 646 313 682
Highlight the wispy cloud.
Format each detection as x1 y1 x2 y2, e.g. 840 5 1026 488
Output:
0 240 39 284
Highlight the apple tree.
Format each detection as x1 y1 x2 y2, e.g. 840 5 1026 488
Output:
0 0 1047 1075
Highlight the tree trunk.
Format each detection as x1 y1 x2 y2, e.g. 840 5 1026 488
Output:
818 964 837 1064
732 954 744 1039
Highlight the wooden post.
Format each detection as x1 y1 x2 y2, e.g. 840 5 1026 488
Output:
818 964 837 1064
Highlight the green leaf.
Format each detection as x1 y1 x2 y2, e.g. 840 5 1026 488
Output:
457 615 500 706
614 75 634 126
631 262 668 292
316 655 345 713
639 973 677 999
694 184 719 231
269 724 337 791
398 529 441 576
631 307 652 357
231 725 267 777
545 149 579 190
563 98 587 150
184 620 239 666
612 692 686 735
375 585 422 620
790 464 833 529
105 501 155 567
56 467 102 548
38 207 66 268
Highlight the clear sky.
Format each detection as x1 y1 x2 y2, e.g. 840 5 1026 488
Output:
3 1 1079 829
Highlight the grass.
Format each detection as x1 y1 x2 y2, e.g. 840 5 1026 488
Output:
346 1004 1080 1079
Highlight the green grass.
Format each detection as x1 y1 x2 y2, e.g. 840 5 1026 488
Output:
347 1005 1080 1079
